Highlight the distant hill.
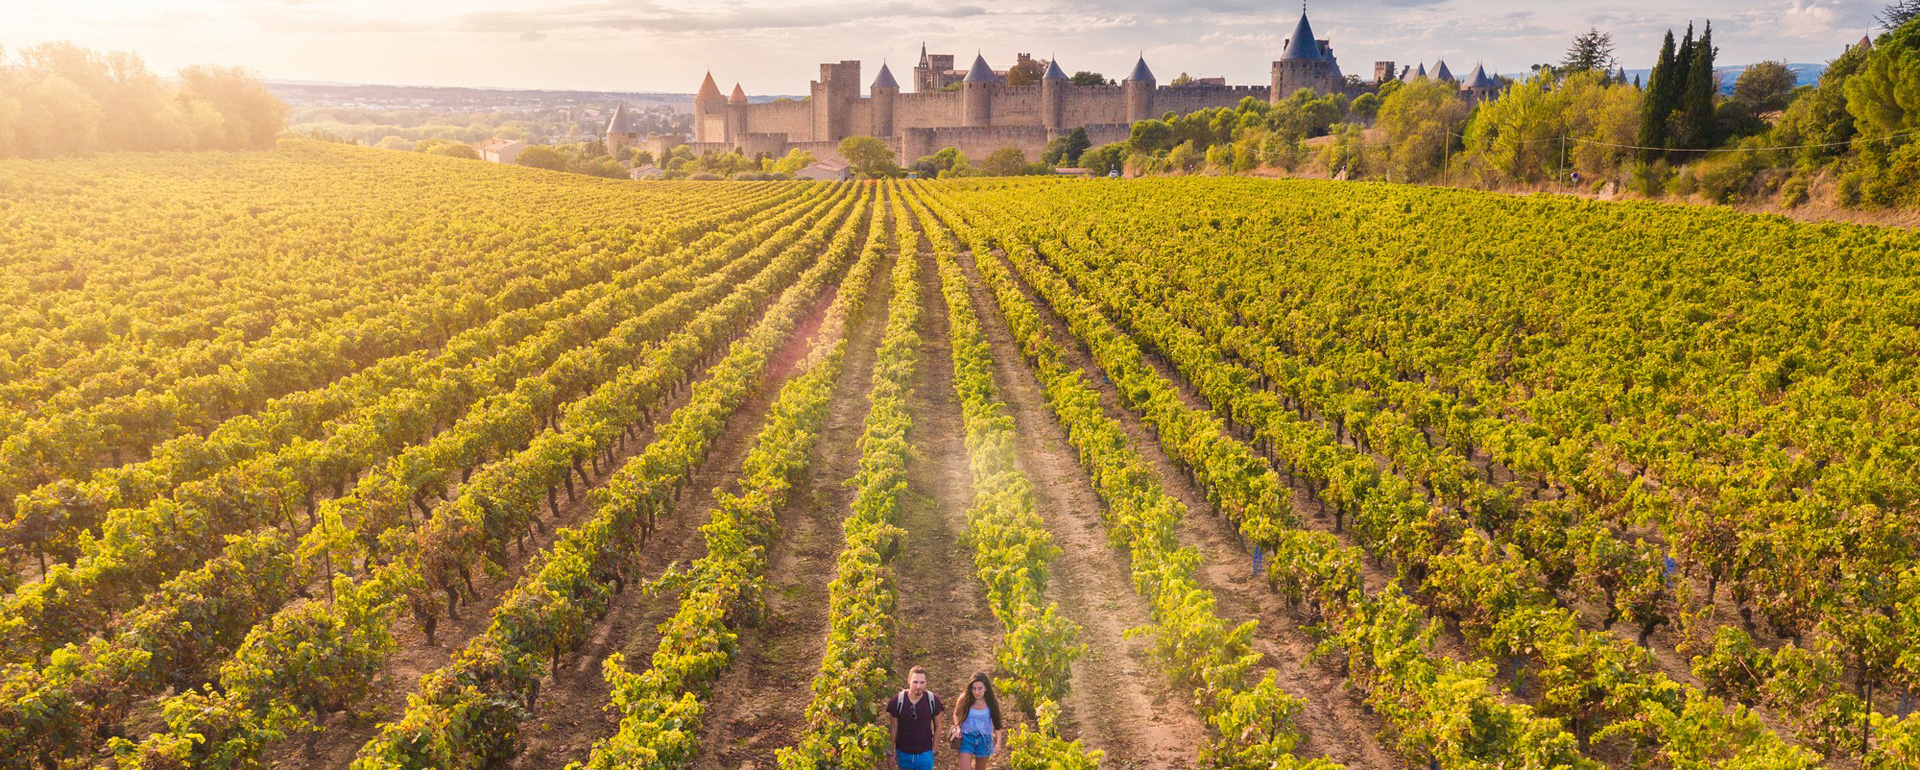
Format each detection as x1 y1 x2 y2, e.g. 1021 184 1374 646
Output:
265 81 802 111
1610 63 1826 94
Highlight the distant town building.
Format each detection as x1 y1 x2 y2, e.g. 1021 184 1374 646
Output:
628 164 664 180
477 138 526 164
795 158 853 181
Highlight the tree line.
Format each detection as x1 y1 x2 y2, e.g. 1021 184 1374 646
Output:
1076 8 1920 209
0 43 288 158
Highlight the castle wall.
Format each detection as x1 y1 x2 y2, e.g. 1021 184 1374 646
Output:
744 100 816 143
1059 85 1129 126
1155 85 1271 116
901 125 1051 164
846 101 874 140
1081 123 1132 149
893 91 965 131
990 85 1043 126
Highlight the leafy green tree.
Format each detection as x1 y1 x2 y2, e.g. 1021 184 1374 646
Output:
1171 72 1195 86
426 142 479 159
1773 42 1871 160
1731 60 1798 116
1846 17 1920 135
838 135 899 177
1640 29 1682 153
1349 92 1382 122
911 147 973 178
1069 71 1109 86
1880 0 1920 28
515 144 568 171
767 148 815 177
178 64 288 150
1374 78 1470 181
1042 126 1091 166
1007 57 1048 86
1674 22 1719 149
1563 28 1618 72
1079 142 1127 175
980 146 1035 176
1129 119 1174 154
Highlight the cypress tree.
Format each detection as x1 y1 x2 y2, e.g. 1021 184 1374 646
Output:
1677 21 1718 149
1638 29 1679 154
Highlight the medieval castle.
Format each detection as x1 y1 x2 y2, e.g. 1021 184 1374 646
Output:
607 10 1498 164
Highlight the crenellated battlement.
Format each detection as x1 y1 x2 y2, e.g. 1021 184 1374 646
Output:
676 18 1352 164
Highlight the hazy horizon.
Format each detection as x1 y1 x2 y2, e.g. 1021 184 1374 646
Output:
4 0 1886 95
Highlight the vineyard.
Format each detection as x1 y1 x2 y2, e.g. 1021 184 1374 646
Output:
0 140 1916 770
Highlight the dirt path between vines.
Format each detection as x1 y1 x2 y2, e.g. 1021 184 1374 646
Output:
890 243 1003 728
281 252 851 769
1025 234 1814 763
948 245 1206 770
691 252 895 770
508 251 850 769
972 248 1400 770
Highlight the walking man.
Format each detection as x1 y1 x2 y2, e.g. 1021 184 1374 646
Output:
885 665 943 770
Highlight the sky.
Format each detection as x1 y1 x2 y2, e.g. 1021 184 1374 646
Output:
0 0 1888 94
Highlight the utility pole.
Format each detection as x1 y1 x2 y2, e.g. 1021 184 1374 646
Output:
1559 121 1568 187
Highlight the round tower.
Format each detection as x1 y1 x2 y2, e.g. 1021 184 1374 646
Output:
1271 10 1338 101
726 83 749 142
1123 55 1155 123
692 71 724 142
1040 58 1067 131
962 53 994 127
871 63 899 137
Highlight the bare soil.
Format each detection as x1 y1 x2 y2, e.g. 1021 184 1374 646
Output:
691 252 895 770
508 254 848 770
947 245 1207 770
969 248 1401 769
275 254 852 769
888 248 1005 741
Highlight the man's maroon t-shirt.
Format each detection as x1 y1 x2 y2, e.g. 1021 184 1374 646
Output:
886 690 944 753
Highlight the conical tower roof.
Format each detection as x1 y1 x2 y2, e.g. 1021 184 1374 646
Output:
1043 58 1067 81
1281 12 1321 60
606 102 640 134
1126 54 1155 82
728 83 747 104
872 62 899 90
1401 62 1426 82
1461 64 1497 90
964 53 996 83
695 71 724 102
1432 60 1456 82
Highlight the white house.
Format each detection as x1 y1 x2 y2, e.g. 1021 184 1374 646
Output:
796 159 853 181
477 138 527 164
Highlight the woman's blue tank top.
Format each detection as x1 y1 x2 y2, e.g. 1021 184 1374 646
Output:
961 704 994 735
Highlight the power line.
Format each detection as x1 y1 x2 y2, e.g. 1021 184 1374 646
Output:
1444 128 1920 153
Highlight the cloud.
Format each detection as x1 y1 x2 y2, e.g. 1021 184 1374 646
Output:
460 1 989 37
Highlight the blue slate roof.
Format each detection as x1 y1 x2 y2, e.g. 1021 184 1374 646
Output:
964 54 996 83
1043 59 1068 81
1462 64 1497 89
872 63 899 90
1281 12 1321 60
1126 55 1155 82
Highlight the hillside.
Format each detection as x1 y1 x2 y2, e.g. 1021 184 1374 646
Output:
0 141 1915 770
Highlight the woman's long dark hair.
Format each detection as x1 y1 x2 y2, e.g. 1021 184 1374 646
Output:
954 671 1003 730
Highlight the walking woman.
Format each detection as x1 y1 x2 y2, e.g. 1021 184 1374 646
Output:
948 672 1004 769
